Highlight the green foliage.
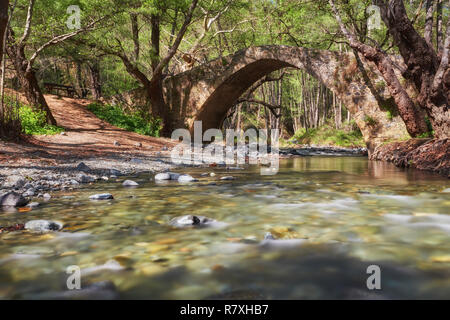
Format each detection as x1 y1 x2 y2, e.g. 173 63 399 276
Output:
364 115 377 126
19 106 64 135
87 103 161 137
386 110 394 121
290 125 364 148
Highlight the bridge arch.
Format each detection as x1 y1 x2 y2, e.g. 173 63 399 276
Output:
163 45 409 152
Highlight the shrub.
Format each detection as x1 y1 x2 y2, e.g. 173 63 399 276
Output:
87 103 161 137
18 105 64 135
290 124 365 148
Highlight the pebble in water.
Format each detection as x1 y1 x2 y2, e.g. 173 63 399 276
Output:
25 220 63 232
169 215 216 228
154 172 171 181
89 193 114 200
122 180 139 187
178 175 198 183
220 176 236 181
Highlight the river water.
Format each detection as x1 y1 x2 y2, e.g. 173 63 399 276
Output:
0 156 449 299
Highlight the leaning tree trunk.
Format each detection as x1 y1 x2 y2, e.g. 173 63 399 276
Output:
7 45 57 125
374 0 449 138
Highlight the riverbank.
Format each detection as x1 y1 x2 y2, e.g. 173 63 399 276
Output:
370 138 450 178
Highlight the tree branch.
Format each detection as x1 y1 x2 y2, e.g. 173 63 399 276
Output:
19 0 34 45
151 0 199 79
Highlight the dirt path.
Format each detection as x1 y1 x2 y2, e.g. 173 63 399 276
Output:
0 94 175 166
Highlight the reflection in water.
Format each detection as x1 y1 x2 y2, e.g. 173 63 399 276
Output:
0 157 449 299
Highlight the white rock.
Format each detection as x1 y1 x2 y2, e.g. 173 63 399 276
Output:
89 193 114 200
123 180 139 186
155 172 171 180
220 176 235 181
178 175 198 183
25 220 63 232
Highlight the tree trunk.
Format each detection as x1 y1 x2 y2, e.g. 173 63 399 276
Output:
6 44 56 125
329 0 429 137
88 60 101 99
0 0 8 68
375 0 449 138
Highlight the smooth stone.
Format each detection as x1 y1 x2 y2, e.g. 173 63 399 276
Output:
26 202 40 208
169 215 217 228
155 172 171 180
23 189 35 197
122 180 139 186
76 162 91 172
178 174 198 183
25 220 63 232
89 193 114 200
0 192 28 207
220 176 236 181
43 193 51 200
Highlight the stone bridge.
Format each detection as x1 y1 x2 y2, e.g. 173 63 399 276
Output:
117 45 411 152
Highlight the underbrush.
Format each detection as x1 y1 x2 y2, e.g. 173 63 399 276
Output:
2 96 63 136
87 103 161 137
287 123 365 148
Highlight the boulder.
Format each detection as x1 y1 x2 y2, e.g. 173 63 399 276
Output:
0 192 29 207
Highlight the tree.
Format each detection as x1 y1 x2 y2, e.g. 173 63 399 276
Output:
329 0 449 138
6 0 115 125
0 0 9 68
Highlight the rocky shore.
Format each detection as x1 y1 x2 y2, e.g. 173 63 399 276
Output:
370 138 450 178
0 145 369 208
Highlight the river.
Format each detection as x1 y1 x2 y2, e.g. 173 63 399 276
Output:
0 156 449 299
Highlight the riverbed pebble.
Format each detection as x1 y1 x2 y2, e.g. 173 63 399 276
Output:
178 175 198 183
25 220 63 232
122 180 139 186
169 215 215 228
220 176 236 181
89 193 114 200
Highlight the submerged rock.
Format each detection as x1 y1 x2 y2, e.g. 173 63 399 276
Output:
178 175 198 183
26 202 40 208
25 220 63 232
122 180 139 186
154 172 171 181
220 176 236 181
169 215 218 228
0 192 29 207
89 193 114 200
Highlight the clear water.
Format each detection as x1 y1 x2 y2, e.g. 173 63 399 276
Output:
1 157 449 299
